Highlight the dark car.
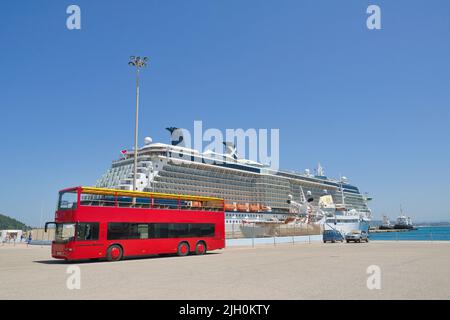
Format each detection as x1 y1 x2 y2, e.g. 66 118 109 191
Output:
323 229 344 243
345 230 369 243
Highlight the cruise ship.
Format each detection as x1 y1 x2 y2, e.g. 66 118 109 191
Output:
95 129 372 237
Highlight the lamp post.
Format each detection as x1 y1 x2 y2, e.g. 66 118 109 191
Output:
128 56 148 191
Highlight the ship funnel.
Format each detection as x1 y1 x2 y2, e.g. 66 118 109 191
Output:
166 127 187 147
223 142 238 159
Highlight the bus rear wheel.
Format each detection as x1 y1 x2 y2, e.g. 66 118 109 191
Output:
195 241 207 255
107 245 123 262
177 242 190 257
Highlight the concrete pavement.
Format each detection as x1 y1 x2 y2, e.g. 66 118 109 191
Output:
0 241 449 299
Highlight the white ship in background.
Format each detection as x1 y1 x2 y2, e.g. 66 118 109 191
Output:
287 186 371 236
393 206 415 230
95 129 372 237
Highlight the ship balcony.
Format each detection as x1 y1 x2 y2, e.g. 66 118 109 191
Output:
120 179 133 185
127 173 144 179
117 185 132 191
139 161 152 167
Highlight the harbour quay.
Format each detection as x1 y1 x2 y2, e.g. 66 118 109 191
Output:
0 241 449 300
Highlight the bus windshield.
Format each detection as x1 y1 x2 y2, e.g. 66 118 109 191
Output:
55 223 75 242
58 190 78 210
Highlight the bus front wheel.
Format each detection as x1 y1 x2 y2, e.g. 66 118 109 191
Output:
107 245 123 262
195 241 207 255
177 242 190 257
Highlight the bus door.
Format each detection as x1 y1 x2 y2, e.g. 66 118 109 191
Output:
73 222 104 258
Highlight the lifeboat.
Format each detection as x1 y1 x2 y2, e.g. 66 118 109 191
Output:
249 204 260 212
190 201 202 208
224 203 237 211
284 217 296 224
236 203 250 212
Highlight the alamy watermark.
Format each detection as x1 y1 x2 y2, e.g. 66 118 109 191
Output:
167 121 280 171
66 265 81 290
66 5 81 30
366 265 381 290
65 5 381 31
367 5 381 30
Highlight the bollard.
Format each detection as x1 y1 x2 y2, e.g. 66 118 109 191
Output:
293 224 295 245
252 224 255 248
232 223 234 239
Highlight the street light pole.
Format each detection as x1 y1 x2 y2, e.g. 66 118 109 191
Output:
133 65 140 192
128 56 148 191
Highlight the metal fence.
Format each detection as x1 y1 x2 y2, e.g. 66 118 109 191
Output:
226 222 322 239
4 226 447 247
30 228 55 242
369 229 450 241
225 222 323 247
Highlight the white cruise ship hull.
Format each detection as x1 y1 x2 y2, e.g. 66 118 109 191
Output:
324 216 370 236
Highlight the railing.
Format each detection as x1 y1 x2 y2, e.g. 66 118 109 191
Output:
369 228 450 241
225 221 323 242
78 195 223 212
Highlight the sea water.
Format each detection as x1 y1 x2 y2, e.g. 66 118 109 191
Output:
369 226 450 241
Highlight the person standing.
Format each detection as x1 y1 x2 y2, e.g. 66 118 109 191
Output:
27 233 32 246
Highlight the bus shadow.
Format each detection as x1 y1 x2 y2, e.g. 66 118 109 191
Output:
33 252 220 265
34 260 73 265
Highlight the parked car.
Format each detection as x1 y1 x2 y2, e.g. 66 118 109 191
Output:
323 229 344 243
345 230 369 243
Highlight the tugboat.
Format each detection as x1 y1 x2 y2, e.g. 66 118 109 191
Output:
393 206 415 230
378 215 394 230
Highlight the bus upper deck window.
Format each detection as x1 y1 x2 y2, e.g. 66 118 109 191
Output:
58 191 78 210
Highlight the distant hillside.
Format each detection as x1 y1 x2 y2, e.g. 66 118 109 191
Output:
0 214 31 230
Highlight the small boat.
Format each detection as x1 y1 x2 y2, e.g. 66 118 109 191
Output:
378 215 394 230
393 206 415 230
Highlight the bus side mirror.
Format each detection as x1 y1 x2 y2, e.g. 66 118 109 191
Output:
45 222 55 233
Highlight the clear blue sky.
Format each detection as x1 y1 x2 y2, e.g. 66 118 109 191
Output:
1 0 449 226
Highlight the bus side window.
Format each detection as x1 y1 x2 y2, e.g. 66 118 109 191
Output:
76 223 99 241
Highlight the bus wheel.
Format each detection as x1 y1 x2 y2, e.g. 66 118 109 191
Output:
177 242 190 257
195 241 207 255
107 245 123 262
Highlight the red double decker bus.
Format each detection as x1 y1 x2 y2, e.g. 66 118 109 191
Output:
45 187 225 262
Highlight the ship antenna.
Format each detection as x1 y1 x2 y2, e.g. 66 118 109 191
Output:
340 174 345 207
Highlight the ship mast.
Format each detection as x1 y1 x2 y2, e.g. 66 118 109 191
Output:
340 175 346 207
